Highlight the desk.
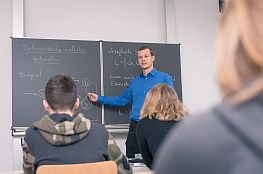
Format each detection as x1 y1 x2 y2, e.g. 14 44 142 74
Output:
132 163 153 174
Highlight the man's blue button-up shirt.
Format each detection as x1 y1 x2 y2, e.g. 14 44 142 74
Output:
98 68 174 121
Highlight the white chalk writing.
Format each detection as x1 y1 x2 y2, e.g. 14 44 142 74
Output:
22 44 87 54
109 74 121 79
108 48 133 56
111 80 129 87
114 58 139 69
17 70 42 80
32 56 60 65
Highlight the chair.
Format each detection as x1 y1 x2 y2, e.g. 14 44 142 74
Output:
36 161 117 174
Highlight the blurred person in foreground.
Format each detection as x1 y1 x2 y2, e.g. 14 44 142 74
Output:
154 0 263 173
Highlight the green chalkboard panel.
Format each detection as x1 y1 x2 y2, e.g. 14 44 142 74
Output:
12 38 102 127
102 41 181 125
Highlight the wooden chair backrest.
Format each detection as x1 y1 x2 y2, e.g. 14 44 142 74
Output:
36 161 117 174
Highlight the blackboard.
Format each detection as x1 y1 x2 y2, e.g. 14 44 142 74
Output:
102 41 182 125
12 38 181 128
12 38 102 127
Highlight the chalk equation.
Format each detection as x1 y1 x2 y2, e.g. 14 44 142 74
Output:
114 58 139 69
109 73 134 80
110 80 129 87
108 73 134 87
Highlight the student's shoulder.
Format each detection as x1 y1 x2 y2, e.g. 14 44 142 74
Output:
25 125 36 134
167 105 226 145
91 121 106 129
90 121 108 133
137 117 153 129
179 107 219 130
138 117 150 124
24 125 39 141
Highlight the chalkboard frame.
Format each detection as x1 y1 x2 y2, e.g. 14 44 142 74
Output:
11 38 182 129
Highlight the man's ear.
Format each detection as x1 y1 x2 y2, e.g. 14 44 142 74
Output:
152 56 155 61
43 99 50 111
73 98 80 110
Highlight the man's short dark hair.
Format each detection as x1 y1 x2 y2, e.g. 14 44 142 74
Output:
45 74 77 111
138 46 154 56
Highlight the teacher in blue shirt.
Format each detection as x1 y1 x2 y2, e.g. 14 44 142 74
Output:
87 46 174 158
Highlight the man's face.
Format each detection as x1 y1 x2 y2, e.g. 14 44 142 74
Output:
137 48 154 71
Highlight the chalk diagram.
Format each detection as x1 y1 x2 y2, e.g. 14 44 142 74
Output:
79 78 92 111
72 77 97 111
24 88 45 99
23 77 98 111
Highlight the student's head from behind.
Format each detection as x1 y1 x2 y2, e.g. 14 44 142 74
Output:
140 84 188 121
43 74 79 115
217 0 263 103
137 46 155 71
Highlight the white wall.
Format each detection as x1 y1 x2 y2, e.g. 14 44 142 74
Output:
174 0 221 113
0 0 13 171
0 0 220 171
24 0 167 42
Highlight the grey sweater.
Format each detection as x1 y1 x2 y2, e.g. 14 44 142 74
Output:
154 93 263 174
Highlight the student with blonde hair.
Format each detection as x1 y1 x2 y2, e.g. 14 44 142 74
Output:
154 0 263 173
136 84 187 169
